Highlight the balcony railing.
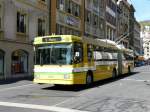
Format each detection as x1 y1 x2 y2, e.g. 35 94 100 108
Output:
16 32 29 42
37 0 48 11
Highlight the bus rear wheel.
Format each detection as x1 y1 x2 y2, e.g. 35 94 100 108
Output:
86 72 93 86
112 69 117 78
128 66 131 74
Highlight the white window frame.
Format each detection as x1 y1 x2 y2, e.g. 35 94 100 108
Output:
37 17 47 36
39 0 47 4
57 0 65 11
0 2 4 30
16 10 28 34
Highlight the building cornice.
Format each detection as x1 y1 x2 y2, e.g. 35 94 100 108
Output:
0 39 33 45
15 0 49 13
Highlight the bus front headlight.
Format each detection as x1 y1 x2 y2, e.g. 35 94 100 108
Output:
35 75 40 79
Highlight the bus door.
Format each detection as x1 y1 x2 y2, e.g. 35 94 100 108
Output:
118 52 123 75
122 52 130 74
87 45 94 67
73 42 84 68
72 42 85 83
87 44 95 79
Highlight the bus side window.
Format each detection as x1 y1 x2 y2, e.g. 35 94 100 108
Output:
73 43 83 63
93 46 104 61
122 53 126 60
87 45 93 61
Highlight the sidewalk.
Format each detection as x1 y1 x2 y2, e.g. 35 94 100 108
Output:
0 76 33 85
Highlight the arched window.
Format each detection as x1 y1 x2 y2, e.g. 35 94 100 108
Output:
11 50 28 74
0 50 4 76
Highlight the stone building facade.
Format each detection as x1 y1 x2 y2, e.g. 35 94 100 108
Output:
141 22 150 59
50 0 106 39
0 0 49 79
134 20 142 55
106 0 117 41
117 0 130 48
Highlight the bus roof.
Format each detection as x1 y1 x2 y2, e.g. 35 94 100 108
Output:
34 35 118 49
34 35 133 52
34 35 82 44
82 37 118 49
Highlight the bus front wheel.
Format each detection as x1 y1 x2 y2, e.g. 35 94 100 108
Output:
86 72 93 85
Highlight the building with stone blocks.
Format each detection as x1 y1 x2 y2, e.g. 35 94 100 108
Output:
0 0 49 79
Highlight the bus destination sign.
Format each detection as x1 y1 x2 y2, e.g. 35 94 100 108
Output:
42 37 62 42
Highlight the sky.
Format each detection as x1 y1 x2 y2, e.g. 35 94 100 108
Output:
128 0 150 22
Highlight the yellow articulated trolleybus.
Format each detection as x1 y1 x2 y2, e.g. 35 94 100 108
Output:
33 35 134 85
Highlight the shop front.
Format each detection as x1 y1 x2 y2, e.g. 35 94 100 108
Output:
11 50 28 74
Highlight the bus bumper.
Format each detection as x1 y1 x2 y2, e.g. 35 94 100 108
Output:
33 79 75 85
33 71 87 85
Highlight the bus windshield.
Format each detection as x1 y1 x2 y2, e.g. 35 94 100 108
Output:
35 44 72 65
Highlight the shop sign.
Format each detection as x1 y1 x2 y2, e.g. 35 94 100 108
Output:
66 16 80 28
57 11 81 29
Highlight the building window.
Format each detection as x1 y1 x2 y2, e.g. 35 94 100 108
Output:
107 0 116 12
17 12 26 33
147 49 149 52
106 27 109 39
99 22 103 30
106 12 116 26
72 3 80 17
85 10 91 24
11 50 28 74
93 15 98 27
0 50 4 76
66 0 72 14
0 5 2 29
56 24 65 35
93 0 98 8
111 30 114 41
108 28 111 40
38 18 46 36
57 0 65 11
